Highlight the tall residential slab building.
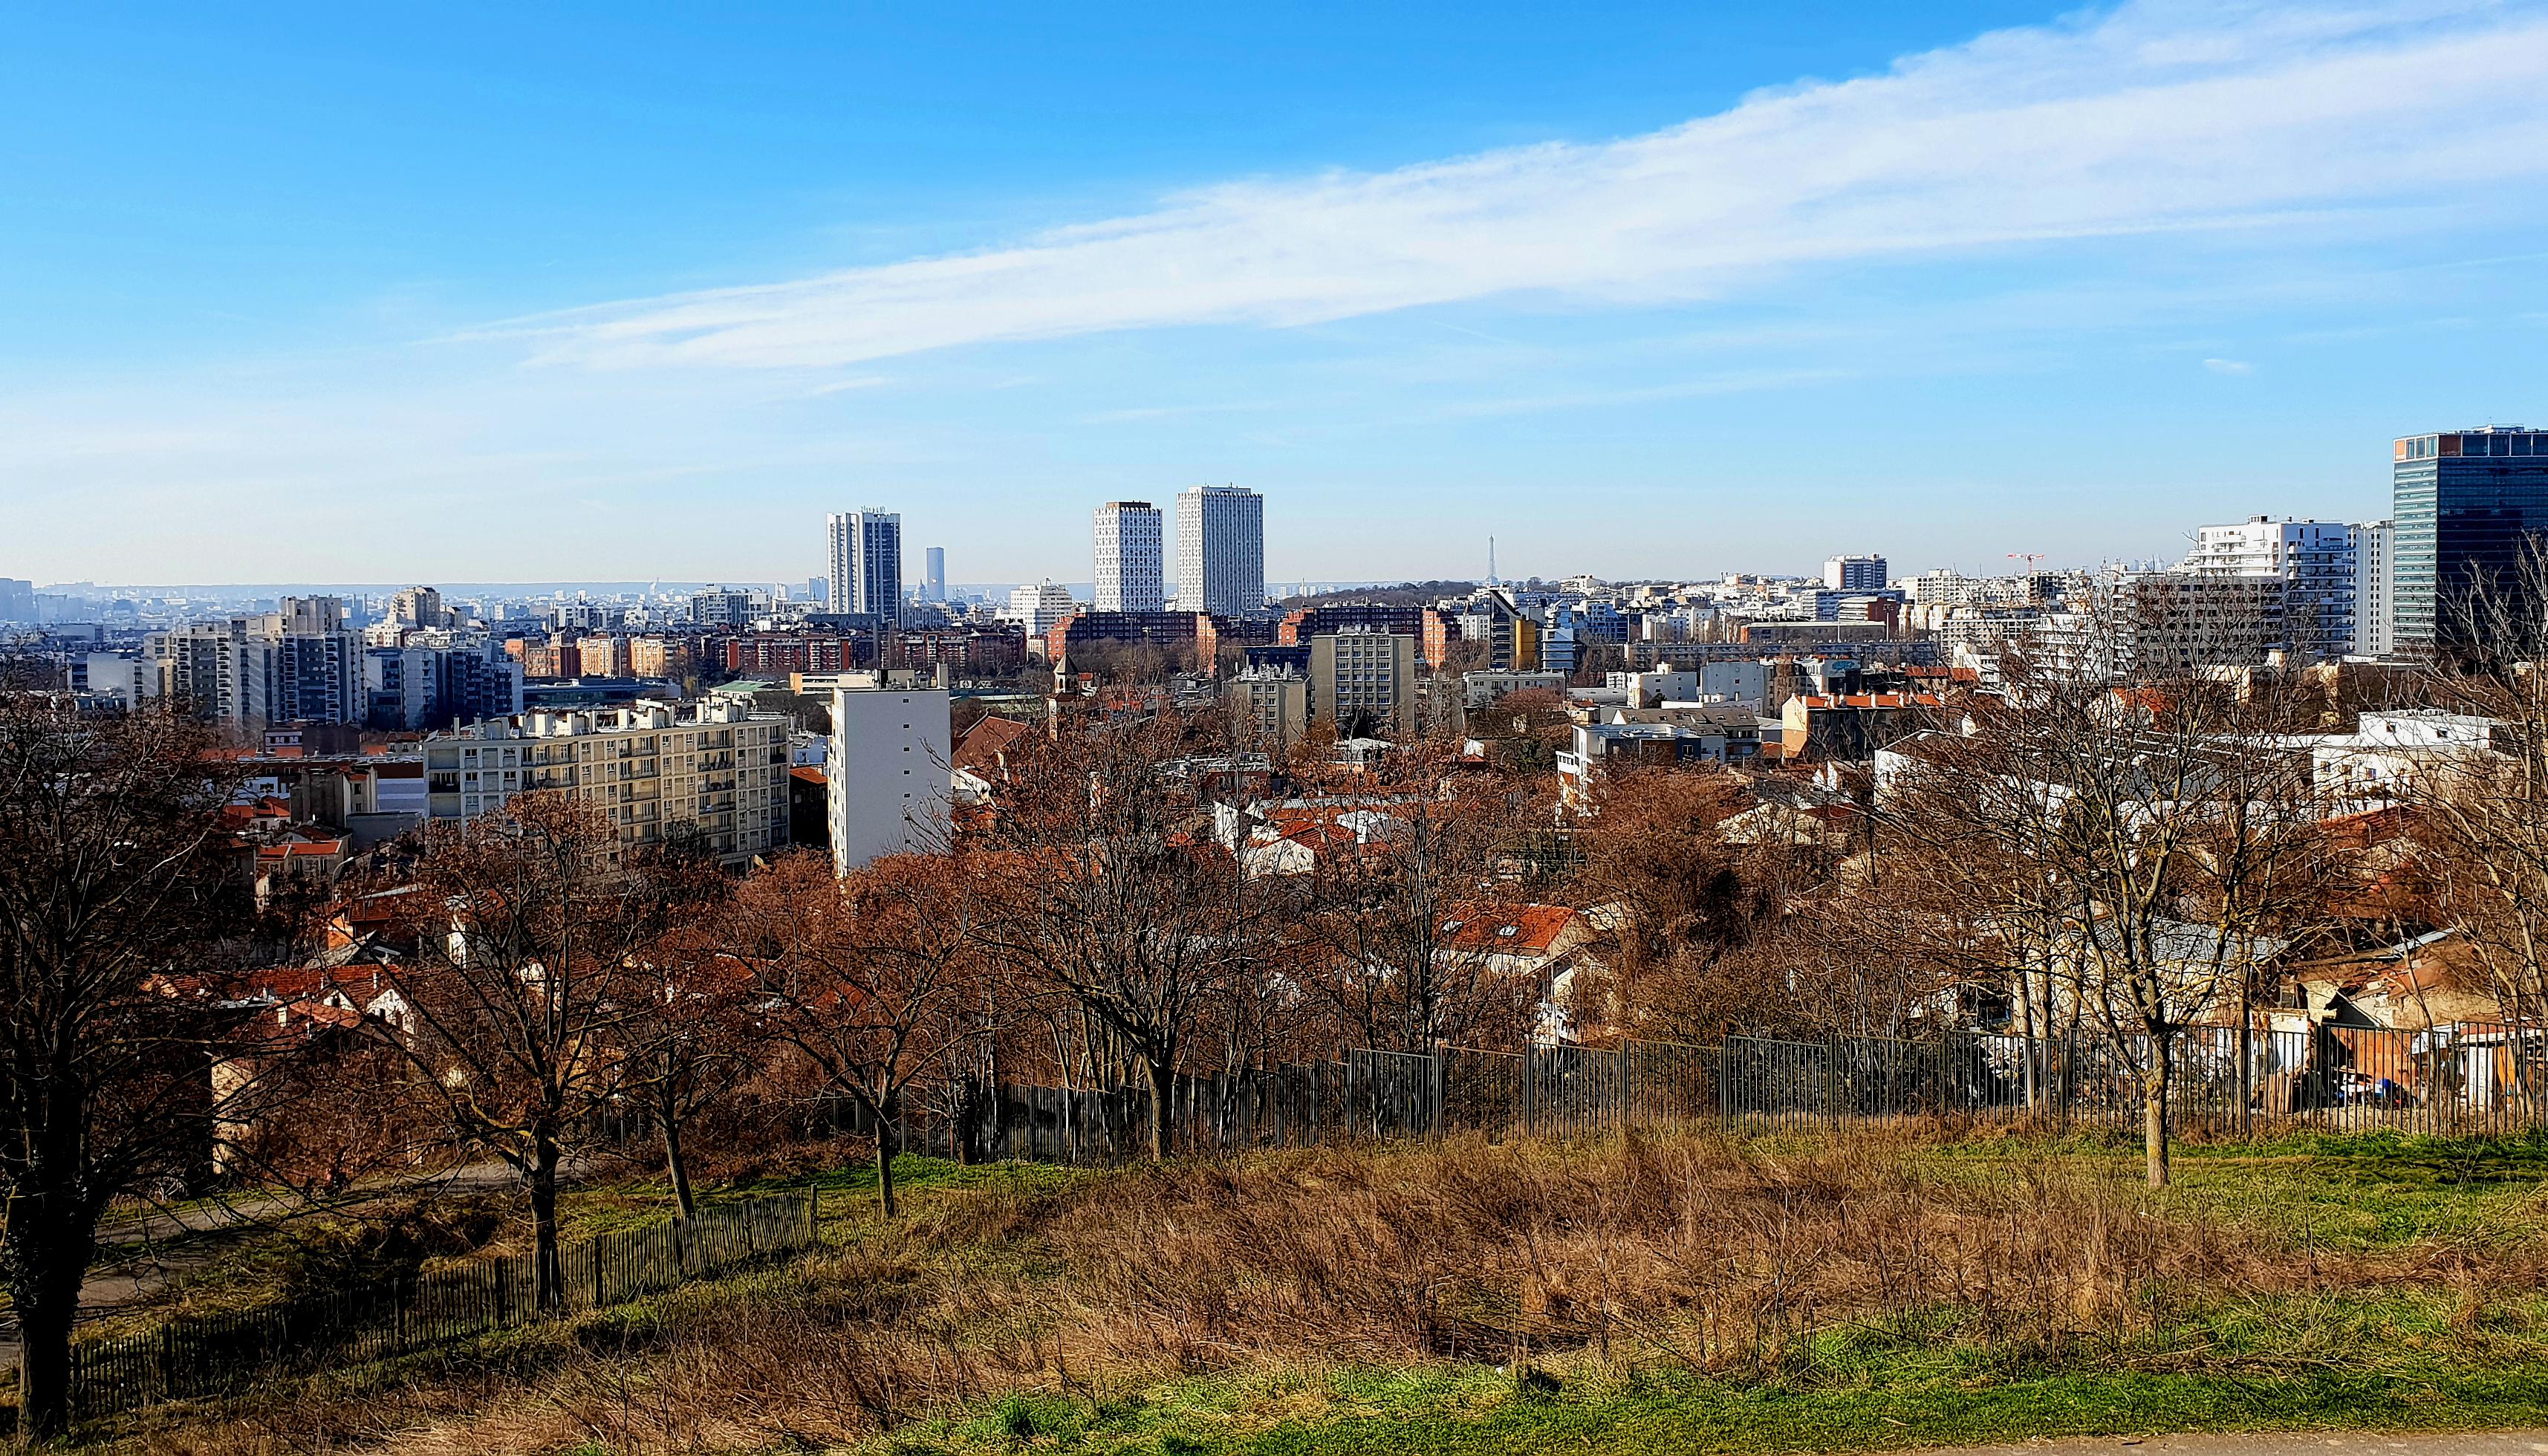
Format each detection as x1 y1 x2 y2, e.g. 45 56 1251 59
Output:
1175 485 1264 618
1308 628 1418 739
2353 520 2395 657
152 596 361 726
827 510 903 622
829 686 952 872
1093 501 1166 611
2393 426 2548 651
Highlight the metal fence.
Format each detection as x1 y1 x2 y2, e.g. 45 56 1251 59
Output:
68 1018 2546 1416
908 1019 2548 1164
69 1194 816 1418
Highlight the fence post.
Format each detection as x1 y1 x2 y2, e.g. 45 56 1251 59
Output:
1519 1044 1535 1136
1619 1042 1634 1132
1718 1037 1732 1129
1827 1034 1842 1133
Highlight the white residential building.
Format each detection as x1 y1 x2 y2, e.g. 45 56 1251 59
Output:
421 697 789 868
2038 571 2284 677
2353 520 2395 657
2181 516 2358 655
1461 669 1569 707
1093 501 1166 611
829 686 953 873
998 581 1079 638
1176 484 1265 617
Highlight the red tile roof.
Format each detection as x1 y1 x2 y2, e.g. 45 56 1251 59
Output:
1440 903 1579 957
953 714 1033 772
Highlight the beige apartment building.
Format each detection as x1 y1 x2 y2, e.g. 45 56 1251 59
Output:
421 697 788 866
1222 667 1309 755
1308 628 1417 739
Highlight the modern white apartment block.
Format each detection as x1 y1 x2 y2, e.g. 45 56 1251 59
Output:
2353 519 2395 657
1824 555 1888 592
1175 484 1265 618
421 697 789 868
2181 516 2358 655
829 687 952 873
1093 501 1166 611
827 510 903 622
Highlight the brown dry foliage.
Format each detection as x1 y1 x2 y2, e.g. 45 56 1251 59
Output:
100 1127 2496 1456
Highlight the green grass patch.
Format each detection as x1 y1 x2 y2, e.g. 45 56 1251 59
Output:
884 1345 2548 1456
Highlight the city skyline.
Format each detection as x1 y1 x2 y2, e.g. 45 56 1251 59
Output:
9 1 2548 585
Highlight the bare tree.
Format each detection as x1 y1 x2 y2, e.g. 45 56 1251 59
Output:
1304 750 1531 1052
2420 540 2548 1025
1879 599 2289 1187
0 695 253 1436
984 716 1255 1158
380 794 669 1309
735 851 992 1213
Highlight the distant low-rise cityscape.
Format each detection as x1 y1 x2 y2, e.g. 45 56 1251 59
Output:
4 426 2542 882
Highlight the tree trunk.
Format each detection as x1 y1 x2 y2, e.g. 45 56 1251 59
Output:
9 1197 91 1440
531 1134 565 1310
1147 1056 1176 1161
663 1112 696 1221
876 1088 899 1217
2144 1045 2173 1189
2014 961 2041 1110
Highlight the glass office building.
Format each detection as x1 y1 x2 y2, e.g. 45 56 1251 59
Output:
2393 426 2548 650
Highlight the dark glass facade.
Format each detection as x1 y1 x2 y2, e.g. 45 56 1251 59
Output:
2392 427 2548 649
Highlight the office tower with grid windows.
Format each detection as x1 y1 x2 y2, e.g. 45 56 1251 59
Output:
2393 427 2548 650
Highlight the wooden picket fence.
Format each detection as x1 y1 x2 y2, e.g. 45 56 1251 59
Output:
69 1194 815 1417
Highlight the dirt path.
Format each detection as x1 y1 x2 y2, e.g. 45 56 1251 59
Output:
0 1162 535 1362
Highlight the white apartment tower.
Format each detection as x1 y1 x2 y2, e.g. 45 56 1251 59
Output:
1175 484 1265 618
2353 520 2395 657
826 510 903 622
923 546 947 604
998 581 1079 638
830 687 953 873
1093 501 1166 611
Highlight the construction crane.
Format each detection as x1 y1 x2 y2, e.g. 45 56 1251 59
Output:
2006 553 2045 571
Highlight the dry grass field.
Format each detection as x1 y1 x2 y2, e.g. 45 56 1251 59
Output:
78 1127 2548 1455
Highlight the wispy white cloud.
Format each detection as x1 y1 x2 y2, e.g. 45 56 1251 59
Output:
2203 357 2255 374
480 0 2548 371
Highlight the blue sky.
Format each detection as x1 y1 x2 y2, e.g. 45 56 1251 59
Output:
7 1 2547 588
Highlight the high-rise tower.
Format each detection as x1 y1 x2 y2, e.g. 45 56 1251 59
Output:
1174 485 1264 619
2393 426 2548 649
826 510 903 623
1093 501 1166 611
